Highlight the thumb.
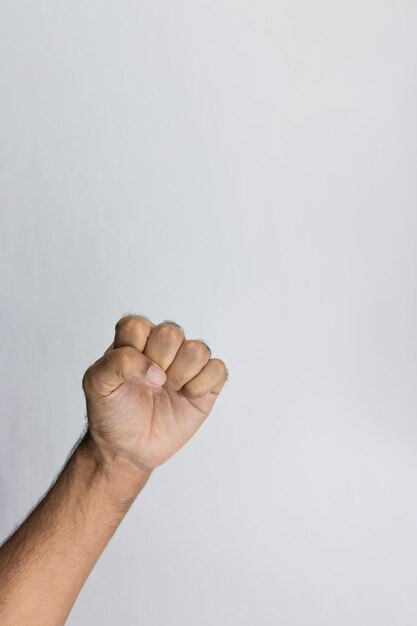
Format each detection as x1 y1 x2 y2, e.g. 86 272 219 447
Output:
82 345 166 397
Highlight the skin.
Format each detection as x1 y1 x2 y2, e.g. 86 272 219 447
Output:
0 314 228 626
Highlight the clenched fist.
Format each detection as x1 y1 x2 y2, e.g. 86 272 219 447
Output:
82 315 228 474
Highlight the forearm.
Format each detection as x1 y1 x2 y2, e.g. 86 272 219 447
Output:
0 429 151 626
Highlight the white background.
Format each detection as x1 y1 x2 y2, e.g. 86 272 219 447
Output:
1 2 417 624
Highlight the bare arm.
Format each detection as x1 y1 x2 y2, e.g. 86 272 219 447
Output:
0 430 150 625
0 315 228 626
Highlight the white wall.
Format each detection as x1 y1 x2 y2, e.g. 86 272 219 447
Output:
1 1 417 624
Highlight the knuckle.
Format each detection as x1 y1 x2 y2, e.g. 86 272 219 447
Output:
161 319 185 332
113 346 138 379
211 358 228 378
115 314 151 336
196 339 212 356
115 314 133 332
82 364 98 392
183 339 210 358
156 322 185 341
117 345 137 364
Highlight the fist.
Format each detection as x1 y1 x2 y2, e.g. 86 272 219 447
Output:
82 315 228 473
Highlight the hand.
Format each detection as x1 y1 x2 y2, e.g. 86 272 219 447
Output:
82 315 228 474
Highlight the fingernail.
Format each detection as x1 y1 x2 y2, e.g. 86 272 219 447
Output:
146 364 166 386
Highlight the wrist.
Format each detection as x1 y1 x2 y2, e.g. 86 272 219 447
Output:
78 429 152 503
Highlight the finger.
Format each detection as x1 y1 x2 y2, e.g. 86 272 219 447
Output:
164 339 211 392
113 314 155 351
181 358 228 399
82 345 166 397
143 320 185 371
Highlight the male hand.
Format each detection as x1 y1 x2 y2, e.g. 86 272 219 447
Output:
82 315 228 474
